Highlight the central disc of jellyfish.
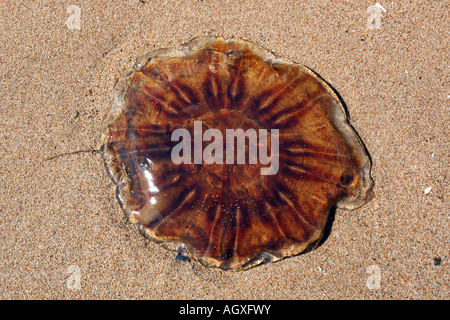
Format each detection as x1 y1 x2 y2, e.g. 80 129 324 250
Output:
101 37 374 271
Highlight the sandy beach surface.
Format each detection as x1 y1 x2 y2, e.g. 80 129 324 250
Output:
0 0 448 299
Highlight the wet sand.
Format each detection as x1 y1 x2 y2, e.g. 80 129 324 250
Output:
0 0 448 299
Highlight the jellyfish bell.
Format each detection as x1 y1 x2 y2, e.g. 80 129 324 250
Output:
100 36 374 271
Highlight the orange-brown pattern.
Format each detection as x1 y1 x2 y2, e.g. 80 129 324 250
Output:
100 37 374 270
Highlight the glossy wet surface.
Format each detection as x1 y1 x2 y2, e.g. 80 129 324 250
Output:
101 37 373 270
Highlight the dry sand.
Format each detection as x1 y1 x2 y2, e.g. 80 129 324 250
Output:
0 0 448 299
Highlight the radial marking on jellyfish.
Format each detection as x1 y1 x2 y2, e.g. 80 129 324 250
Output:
100 36 374 271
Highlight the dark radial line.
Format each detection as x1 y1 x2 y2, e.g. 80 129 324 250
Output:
232 205 241 263
285 164 356 192
115 145 172 157
268 105 298 125
276 189 315 231
250 73 309 112
203 70 226 111
137 69 165 89
282 158 331 173
279 137 343 156
139 69 198 115
281 162 344 189
263 178 315 233
234 197 250 257
268 91 325 127
166 100 188 116
280 148 350 160
165 79 194 105
153 186 199 230
260 197 288 244
154 170 186 193
134 87 167 108
279 154 349 172
165 78 205 113
133 88 186 118
140 68 176 89
219 204 237 261
110 125 168 135
226 57 246 108
204 201 223 258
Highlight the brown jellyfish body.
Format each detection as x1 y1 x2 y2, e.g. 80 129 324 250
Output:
100 37 374 271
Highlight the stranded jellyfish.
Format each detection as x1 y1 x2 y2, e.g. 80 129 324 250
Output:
100 37 374 271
